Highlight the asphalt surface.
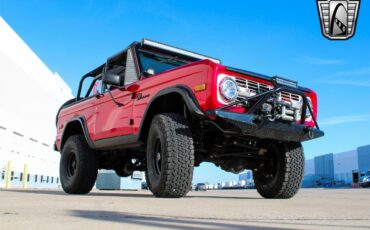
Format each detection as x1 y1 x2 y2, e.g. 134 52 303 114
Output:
0 188 369 230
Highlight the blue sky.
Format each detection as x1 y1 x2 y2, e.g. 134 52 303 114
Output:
1 1 369 183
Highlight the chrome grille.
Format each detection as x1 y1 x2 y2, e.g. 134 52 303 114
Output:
235 77 302 104
280 91 301 103
235 78 272 95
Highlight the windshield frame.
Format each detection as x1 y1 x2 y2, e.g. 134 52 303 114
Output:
137 48 192 77
134 42 205 79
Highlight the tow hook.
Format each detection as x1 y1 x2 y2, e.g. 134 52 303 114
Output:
304 127 314 139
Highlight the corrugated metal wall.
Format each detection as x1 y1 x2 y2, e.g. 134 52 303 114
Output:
303 145 370 187
333 150 358 184
357 145 370 173
314 153 334 180
304 159 315 176
96 170 142 190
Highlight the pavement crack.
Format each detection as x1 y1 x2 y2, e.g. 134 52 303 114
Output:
2 212 19 215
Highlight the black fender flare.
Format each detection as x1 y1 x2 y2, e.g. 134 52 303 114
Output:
154 85 205 117
55 98 77 126
60 116 95 150
138 85 205 141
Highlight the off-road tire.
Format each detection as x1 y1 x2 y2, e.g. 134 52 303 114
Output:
146 113 194 198
254 142 304 199
60 135 98 194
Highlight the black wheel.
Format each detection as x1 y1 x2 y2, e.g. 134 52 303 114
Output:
253 142 304 199
145 113 194 198
60 135 98 194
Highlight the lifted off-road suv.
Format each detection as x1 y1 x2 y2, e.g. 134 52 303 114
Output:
55 39 324 198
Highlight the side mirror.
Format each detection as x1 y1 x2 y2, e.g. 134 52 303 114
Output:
103 73 123 86
143 68 155 77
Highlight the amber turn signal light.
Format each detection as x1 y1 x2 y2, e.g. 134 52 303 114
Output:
194 83 206 92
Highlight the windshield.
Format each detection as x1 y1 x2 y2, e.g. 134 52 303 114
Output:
139 50 189 75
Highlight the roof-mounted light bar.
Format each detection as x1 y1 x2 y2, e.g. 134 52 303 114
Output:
142 39 221 64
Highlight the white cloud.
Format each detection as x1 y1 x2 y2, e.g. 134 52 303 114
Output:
318 80 370 87
316 67 370 87
320 114 370 126
329 67 370 77
297 56 343 65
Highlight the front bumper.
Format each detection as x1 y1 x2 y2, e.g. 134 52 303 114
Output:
208 110 324 142
207 86 324 143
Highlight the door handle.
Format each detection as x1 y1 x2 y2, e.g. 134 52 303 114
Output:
95 94 104 99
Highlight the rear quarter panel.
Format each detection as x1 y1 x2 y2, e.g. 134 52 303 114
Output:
56 97 97 150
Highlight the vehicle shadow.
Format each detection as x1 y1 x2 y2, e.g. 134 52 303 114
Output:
69 210 279 230
70 210 370 230
187 194 262 200
1 189 262 199
0 189 153 198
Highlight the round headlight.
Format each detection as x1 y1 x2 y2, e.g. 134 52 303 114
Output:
220 77 238 101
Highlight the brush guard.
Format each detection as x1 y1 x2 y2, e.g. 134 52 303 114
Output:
207 86 324 142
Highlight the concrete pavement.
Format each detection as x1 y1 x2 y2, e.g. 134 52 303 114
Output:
0 188 369 229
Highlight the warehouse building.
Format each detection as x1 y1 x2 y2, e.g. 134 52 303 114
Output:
0 17 73 189
237 170 254 188
303 145 370 187
96 170 143 190
0 17 143 190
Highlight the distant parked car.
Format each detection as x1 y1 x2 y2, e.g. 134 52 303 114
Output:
141 182 148 190
195 183 207 191
360 171 370 188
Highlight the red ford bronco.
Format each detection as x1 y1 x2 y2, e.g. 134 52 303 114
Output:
55 39 324 198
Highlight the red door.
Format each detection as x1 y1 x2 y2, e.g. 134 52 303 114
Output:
93 87 135 140
93 47 139 141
